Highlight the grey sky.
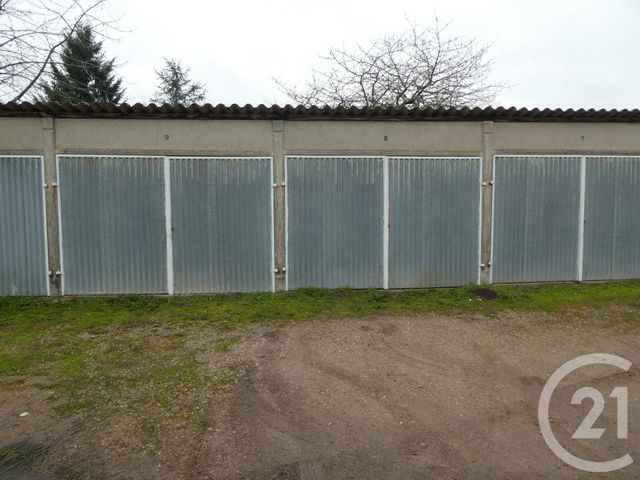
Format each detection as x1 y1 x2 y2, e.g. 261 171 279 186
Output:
105 0 640 108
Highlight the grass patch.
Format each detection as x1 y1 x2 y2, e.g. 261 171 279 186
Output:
214 337 239 353
603 311 640 332
0 281 639 416
0 440 47 473
48 328 222 417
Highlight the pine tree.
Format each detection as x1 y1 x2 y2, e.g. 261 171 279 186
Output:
151 58 206 105
40 24 124 104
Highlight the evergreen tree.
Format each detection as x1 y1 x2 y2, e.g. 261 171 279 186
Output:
40 24 124 104
151 58 206 105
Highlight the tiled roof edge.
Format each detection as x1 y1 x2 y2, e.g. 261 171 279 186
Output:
1 102 640 122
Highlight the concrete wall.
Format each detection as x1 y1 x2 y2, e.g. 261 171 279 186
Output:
0 118 44 153
23 118 640 156
2 116 640 294
492 123 640 153
55 119 274 155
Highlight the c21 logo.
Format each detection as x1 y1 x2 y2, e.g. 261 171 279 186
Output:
538 354 633 473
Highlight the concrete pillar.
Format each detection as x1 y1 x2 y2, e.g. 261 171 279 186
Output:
480 121 494 284
272 120 286 291
42 118 61 295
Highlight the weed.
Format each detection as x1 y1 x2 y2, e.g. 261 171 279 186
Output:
1 281 639 418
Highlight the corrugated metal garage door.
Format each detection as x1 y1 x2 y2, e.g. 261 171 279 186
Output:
492 155 582 283
0 156 48 296
286 156 384 289
583 156 640 280
388 157 481 288
58 155 167 294
170 157 273 293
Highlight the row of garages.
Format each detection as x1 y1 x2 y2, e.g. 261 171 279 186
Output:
0 154 639 295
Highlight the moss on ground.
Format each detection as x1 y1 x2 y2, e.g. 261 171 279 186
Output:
1 282 639 414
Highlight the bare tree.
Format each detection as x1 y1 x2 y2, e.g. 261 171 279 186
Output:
0 0 114 102
276 19 502 108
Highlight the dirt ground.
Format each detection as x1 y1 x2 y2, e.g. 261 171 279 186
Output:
2 307 640 479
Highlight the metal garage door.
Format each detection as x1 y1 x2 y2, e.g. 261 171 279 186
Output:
286 156 384 289
388 157 481 288
58 155 167 294
0 156 48 295
492 155 582 283
583 156 640 280
170 157 273 293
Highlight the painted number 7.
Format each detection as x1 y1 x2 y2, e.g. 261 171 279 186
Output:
571 387 628 440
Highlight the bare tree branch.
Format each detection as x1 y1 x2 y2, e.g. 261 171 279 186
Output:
0 0 117 102
275 19 504 108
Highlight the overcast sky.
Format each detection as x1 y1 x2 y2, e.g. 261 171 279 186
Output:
104 0 640 109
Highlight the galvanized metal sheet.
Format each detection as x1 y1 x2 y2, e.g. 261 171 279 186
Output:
389 157 481 288
0 156 48 295
170 157 273 293
58 156 167 294
583 156 640 280
492 156 582 283
286 156 384 289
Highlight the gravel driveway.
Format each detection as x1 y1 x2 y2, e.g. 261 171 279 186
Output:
2 307 639 479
